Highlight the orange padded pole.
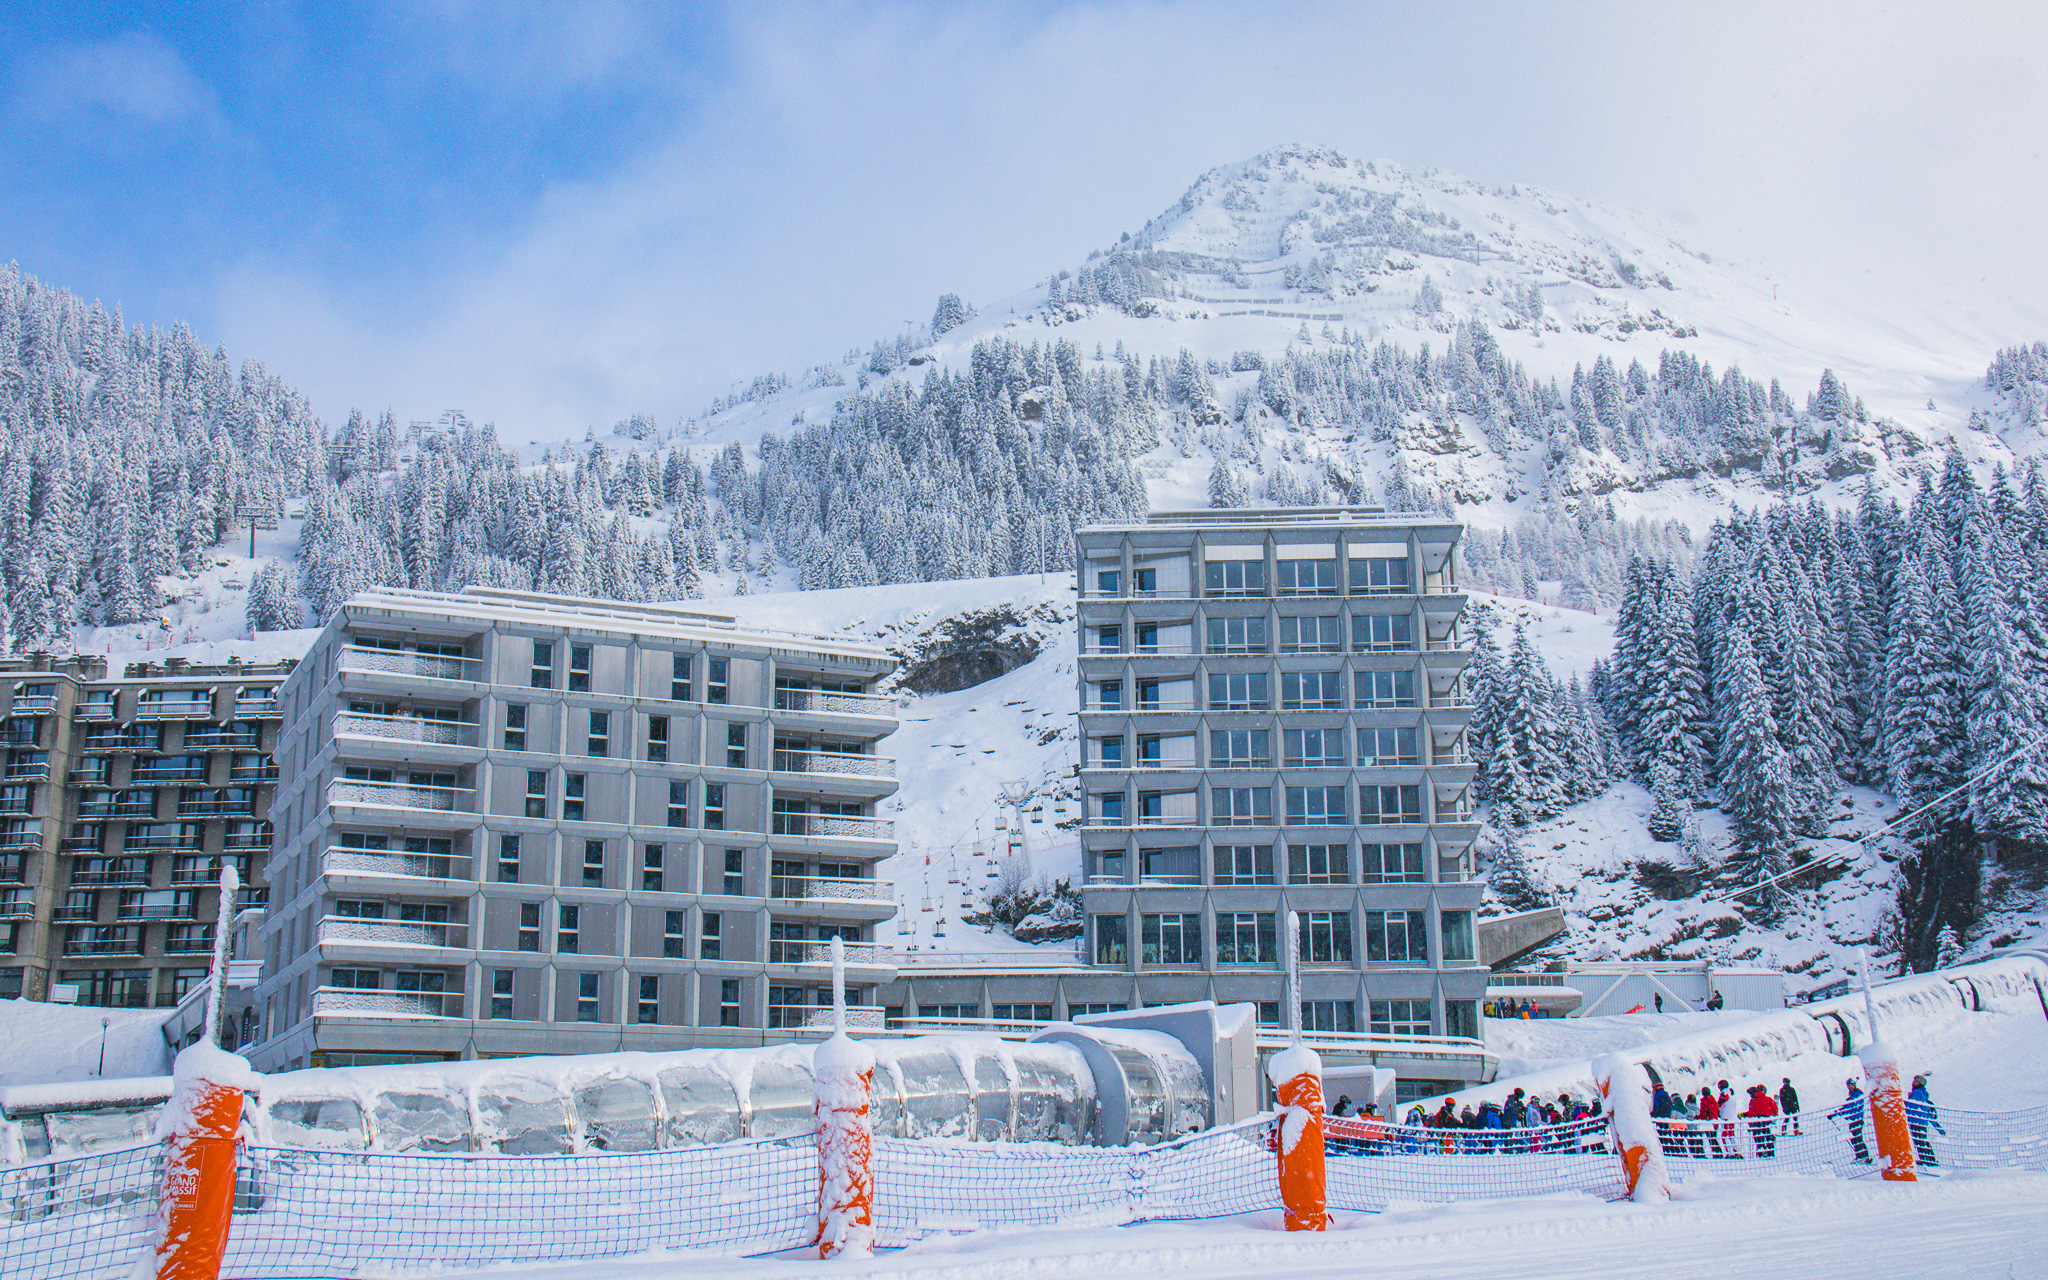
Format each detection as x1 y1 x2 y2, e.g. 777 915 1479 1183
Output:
813 937 876 1258
1269 1051 1330 1230
1860 1045 1916 1182
151 1046 251 1280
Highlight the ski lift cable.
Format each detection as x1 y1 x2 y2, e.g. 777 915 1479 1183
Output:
1705 729 2048 904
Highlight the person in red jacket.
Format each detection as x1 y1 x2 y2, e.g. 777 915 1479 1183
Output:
1743 1084 1781 1157
1695 1086 1723 1157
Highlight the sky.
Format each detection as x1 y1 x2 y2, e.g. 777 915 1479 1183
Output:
3 1 2045 437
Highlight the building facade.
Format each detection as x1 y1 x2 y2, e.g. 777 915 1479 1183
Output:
247 586 899 1071
0 654 286 1008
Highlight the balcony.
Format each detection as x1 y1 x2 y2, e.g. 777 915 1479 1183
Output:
234 698 281 719
171 861 248 885
338 646 483 683
768 812 893 841
323 848 472 883
136 698 216 720
769 750 896 780
222 831 273 852
769 1004 887 1032
228 762 280 783
0 827 42 850
768 874 891 903
1082 701 1199 714
4 761 50 782
178 797 258 818
165 931 217 955
78 799 155 821
119 900 198 922
327 779 475 814
9 696 57 717
312 987 459 1019
770 940 889 968
332 711 480 749
53 904 98 922
72 702 116 722
0 896 33 920
184 730 261 750
72 868 151 887
0 796 33 816
1080 645 1198 657
317 916 469 951
770 687 894 718
123 833 202 852
0 855 24 884
65 930 144 956
130 766 210 786
80 730 158 752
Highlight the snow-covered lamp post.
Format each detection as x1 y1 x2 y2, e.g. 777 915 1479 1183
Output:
1267 911 1329 1230
813 935 877 1257
149 863 257 1280
1856 948 1916 1181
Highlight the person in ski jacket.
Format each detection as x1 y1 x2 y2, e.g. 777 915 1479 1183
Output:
1744 1084 1780 1158
1696 1086 1725 1156
1837 1079 1869 1163
1331 1095 1352 1117
1651 1083 1673 1118
1907 1076 1943 1166
1778 1077 1801 1136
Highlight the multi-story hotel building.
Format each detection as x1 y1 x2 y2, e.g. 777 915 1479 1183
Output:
246 586 899 1071
0 654 286 1010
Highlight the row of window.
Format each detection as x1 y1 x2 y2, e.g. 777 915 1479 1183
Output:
1093 908 1476 966
1095 841 1429 884
1093 784 1447 826
533 645 731 701
1094 557 1417 597
1090 670 1450 710
1096 727 1444 769
1092 613 1423 654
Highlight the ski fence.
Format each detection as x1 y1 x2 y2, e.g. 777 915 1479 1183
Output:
9 1101 2048 1280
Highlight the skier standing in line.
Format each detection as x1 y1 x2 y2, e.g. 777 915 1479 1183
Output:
1778 1077 1801 1136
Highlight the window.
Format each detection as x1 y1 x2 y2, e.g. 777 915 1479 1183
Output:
1285 785 1347 825
664 910 686 958
706 658 729 705
1095 735 1124 767
647 716 668 764
769 985 812 1029
1300 911 1353 963
702 783 725 831
586 712 609 757
518 902 540 952
1096 567 1121 595
1070 1002 1130 1017
726 722 747 769
525 771 548 819
557 905 579 954
1441 910 1476 962
1279 615 1342 653
720 978 741 1027
1289 843 1349 884
723 849 744 895
992 1003 1055 1022
1206 672 1267 711
530 641 553 689
1094 914 1128 965
1355 669 1416 709
1140 845 1198 882
1353 613 1414 652
1136 790 1191 825
1445 1000 1479 1039
1094 624 1122 653
330 968 379 990
491 704 524 754
1365 910 1428 963
1361 842 1425 883
1359 726 1421 766
490 969 514 1019
582 840 605 888
1281 671 1344 710
1093 847 1126 880
1203 560 1266 596
1094 679 1123 709
641 844 664 892
1284 728 1345 768
335 899 384 919
1350 556 1412 593
576 972 600 1022
1211 786 1271 826
1213 843 1275 886
1371 999 1431 1036
1216 912 1277 964
1205 616 1267 654
1133 565 1158 593
568 645 592 693
1141 913 1200 965
1276 559 1338 596
670 653 693 702
700 911 721 960
1361 784 1423 825
564 774 585 822
636 975 660 1024
497 835 521 883
1209 729 1269 768
1302 1001 1356 1033
663 780 689 828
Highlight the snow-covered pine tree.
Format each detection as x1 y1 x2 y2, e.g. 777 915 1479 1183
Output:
1714 627 1794 878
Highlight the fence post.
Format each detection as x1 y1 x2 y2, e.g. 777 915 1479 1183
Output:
1593 1054 1669 1202
1857 949 1915 1181
149 1043 254 1280
1268 912 1329 1231
814 937 876 1258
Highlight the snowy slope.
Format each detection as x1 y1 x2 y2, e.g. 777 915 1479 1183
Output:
0 998 171 1087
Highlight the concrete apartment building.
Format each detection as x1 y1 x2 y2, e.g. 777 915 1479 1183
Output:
0 654 286 1011
247 586 899 1071
876 508 1487 1082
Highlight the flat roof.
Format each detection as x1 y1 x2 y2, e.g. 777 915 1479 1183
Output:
1080 506 1462 536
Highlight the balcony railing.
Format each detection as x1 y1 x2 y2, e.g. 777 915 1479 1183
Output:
130 767 210 786
0 797 34 816
136 699 216 720
769 750 896 780
332 712 480 748
222 831 273 851
1082 702 1199 714
0 827 42 850
80 731 157 752
178 798 258 818
0 728 41 749
165 932 216 955
72 703 116 721
782 1006 885 1031
339 646 483 682
0 897 33 920
768 812 893 840
327 779 474 813
65 931 144 956
768 875 891 903
771 688 894 717
1080 645 1198 657
324 849 471 881
9 696 57 717
4 762 50 782
228 763 280 783
78 800 155 821
184 731 261 749
234 698 281 718
123 833 202 851
312 988 458 1019
171 862 248 885
71 868 151 887
53 905 98 922
0 856 24 884
119 900 199 921
318 916 469 950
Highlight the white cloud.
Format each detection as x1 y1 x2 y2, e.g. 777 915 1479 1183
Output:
15 31 224 129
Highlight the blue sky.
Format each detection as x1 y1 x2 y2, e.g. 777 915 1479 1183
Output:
4 2 2045 435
